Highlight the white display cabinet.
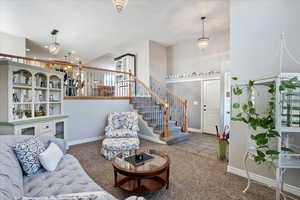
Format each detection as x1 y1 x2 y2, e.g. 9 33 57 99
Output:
114 54 135 96
0 59 68 141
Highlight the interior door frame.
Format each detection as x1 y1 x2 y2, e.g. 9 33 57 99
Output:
200 77 221 135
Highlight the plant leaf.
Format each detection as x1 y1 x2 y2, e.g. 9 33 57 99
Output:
281 147 294 152
233 103 240 109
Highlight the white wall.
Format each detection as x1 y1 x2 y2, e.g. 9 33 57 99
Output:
85 53 115 70
230 0 300 190
64 100 130 142
167 30 229 75
149 41 167 83
0 32 26 57
110 40 150 85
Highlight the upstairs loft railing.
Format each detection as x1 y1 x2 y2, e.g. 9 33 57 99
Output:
150 75 188 132
0 53 131 99
0 53 171 139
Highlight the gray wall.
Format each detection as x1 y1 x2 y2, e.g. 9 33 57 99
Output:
167 31 229 75
85 53 115 70
167 81 201 129
64 100 130 142
149 41 167 83
0 32 25 57
230 0 300 188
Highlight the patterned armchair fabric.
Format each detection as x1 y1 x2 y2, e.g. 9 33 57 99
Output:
105 112 140 133
101 112 140 160
106 129 138 138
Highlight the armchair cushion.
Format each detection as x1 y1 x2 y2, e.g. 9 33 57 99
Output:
106 129 138 138
105 112 139 132
102 138 139 152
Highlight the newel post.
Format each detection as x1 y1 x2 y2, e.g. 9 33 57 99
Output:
183 100 188 132
163 102 170 140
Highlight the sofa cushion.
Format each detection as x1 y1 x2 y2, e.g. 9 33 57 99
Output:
14 137 46 176
39 143 63 172
0 136 24 200
106 129 138 138
23 154 102 197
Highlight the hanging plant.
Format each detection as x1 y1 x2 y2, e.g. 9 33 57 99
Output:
231 77 298 164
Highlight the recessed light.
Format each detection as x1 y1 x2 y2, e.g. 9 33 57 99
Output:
44 45 49 49
26 48 31 52
71 50 76 54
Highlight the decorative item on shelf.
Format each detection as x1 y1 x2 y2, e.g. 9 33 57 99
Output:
13 93 19 102
165 71 220 80
198 16 209 50
216 125 229 160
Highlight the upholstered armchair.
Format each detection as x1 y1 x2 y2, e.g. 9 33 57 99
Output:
101 112 140 160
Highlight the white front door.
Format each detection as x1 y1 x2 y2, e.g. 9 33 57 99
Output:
202 79 220 134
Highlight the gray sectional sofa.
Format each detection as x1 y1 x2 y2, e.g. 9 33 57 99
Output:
0 136 140 200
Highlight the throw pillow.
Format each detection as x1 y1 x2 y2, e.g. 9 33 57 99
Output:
39 142 63 172
14 137 46 176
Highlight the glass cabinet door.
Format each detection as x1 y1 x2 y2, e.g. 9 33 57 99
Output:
21 127 35 136
55 121 64 139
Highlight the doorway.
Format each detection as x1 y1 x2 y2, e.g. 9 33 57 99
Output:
201 79 220 134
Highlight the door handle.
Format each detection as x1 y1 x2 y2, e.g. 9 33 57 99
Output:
204 109 206 111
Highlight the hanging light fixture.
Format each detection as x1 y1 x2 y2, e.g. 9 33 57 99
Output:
198 16 209 50
112 0 128 13
48 29 61 55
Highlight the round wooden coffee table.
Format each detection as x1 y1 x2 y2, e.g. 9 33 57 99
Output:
112 149 170 193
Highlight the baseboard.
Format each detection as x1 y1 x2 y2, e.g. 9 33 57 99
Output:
188 128 202 133
227 165 300 197
68 136 104 146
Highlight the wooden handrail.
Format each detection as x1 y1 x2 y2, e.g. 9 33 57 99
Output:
131 75 167 106
81 65 131 74
150 75 186 104
0 53 129 75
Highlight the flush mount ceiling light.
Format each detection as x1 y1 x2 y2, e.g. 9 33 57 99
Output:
48 29 61 55
198 16 209 50
112 0 128 13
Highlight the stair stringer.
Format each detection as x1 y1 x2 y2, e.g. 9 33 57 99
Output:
129 105 166 144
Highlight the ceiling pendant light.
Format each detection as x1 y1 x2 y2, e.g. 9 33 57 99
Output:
198 16 209 50
112 0 128 13
48 29 61 55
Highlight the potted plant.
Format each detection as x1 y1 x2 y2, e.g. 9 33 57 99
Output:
231 77 297 164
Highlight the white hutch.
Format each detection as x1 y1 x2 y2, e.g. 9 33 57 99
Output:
0 59 68 140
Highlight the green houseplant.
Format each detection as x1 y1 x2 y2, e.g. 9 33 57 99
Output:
231 77 298 164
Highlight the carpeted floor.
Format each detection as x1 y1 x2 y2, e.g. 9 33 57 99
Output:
68 134 276 200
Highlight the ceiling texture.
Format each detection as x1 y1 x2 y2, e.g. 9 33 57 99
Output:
0 0 229 62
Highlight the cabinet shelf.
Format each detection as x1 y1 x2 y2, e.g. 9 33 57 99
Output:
280 127 300 133
13 85 32 89
13 102 32 105
35 87 47 90
49 88 61 91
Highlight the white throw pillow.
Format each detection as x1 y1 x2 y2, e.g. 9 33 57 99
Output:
39 142 63 172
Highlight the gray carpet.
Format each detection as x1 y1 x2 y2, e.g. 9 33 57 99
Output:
68 134 279 200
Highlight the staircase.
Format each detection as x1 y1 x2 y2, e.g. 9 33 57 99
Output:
129 75 191 145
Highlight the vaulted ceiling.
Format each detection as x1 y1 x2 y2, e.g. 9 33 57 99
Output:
0 0 229 62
